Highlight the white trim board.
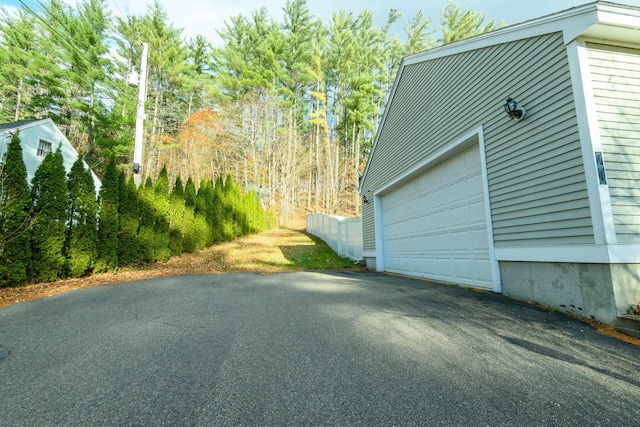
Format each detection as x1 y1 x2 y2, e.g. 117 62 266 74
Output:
373 127 482 197
495 244 640 264
565 38 617 245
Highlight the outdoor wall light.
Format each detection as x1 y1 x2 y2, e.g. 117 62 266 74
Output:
503 97 526 121
362 194 369 204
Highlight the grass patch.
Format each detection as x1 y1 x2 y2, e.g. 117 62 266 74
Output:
216 229 355 271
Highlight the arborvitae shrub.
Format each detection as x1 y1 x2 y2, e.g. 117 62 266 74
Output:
194 179 212 248
30 148 69 282
184 177 196 207
182 177 197 253
211 184 224 243
94 156 119 273
153 166 171 263
65 158 98 278
118 173 139 267
168 176 185 256
137 176 156 264
193 212 209 251
0 131 32 286
217 176 233 241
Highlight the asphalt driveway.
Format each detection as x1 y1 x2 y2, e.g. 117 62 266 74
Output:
1 270 639 426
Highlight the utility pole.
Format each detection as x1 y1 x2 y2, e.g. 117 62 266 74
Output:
132 42 148 187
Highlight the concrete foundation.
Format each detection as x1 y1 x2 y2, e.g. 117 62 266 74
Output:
364 256 377 271
500 261 640 325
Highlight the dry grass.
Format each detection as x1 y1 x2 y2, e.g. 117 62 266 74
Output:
0 228 355 309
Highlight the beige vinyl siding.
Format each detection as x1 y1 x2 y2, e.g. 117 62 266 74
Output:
362 32 593 252
587 43 640 243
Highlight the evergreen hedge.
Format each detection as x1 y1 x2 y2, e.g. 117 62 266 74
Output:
118 173 139 267
1 154 274 286
65 158 98 278
94 156 119 273
0 132 32 286
30 148 69 282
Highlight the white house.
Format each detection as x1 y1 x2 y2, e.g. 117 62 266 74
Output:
0 118 101 193
359 1 640 325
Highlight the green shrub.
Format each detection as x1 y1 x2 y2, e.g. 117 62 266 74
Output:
137 176 156 264
65 158 98 277
168 176 185 256
30 148 69 282
0 131 32 286
153 166 171 262
94 156 119 273
118 173 139 267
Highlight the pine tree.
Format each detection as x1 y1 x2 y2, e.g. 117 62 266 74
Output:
404 11 435 55
65 158 98 277
0 131 32 286
439 0 501 45
30 147 69 282
153 166 171 262
38 0 113 157
118 173 139 267
0 9 38 122
95 156 119 272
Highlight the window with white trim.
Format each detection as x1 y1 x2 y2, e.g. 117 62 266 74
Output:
36 139 52 158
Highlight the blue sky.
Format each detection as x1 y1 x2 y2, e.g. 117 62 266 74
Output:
2 0 640 45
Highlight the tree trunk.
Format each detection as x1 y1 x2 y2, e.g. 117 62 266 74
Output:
14 77 22 122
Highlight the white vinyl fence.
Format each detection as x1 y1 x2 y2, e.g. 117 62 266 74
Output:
306 213 363 261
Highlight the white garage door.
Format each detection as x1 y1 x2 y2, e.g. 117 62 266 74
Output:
381 144 494 289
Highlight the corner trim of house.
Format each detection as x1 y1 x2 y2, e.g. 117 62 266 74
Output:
564 37 617 245
374 193 385 272
478 128 502 293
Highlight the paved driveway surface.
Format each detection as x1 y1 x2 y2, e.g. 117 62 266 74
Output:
1 270 639 426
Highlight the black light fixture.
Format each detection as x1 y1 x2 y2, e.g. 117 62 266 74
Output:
503 97 526 121
362 194 369 204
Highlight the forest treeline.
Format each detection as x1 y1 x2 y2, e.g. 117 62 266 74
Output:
0 132 275 287
0 0 500 223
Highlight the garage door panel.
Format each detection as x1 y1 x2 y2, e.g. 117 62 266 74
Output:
475 260 493 283
446 152 467 177
453 257 474 280
467 173 484 195
450 230 471 251
432 232 451 251
448 205 469 227
448 180 468 201
382 144 494 289
469 200 487 223
472 229 490 251
432 187 450 208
